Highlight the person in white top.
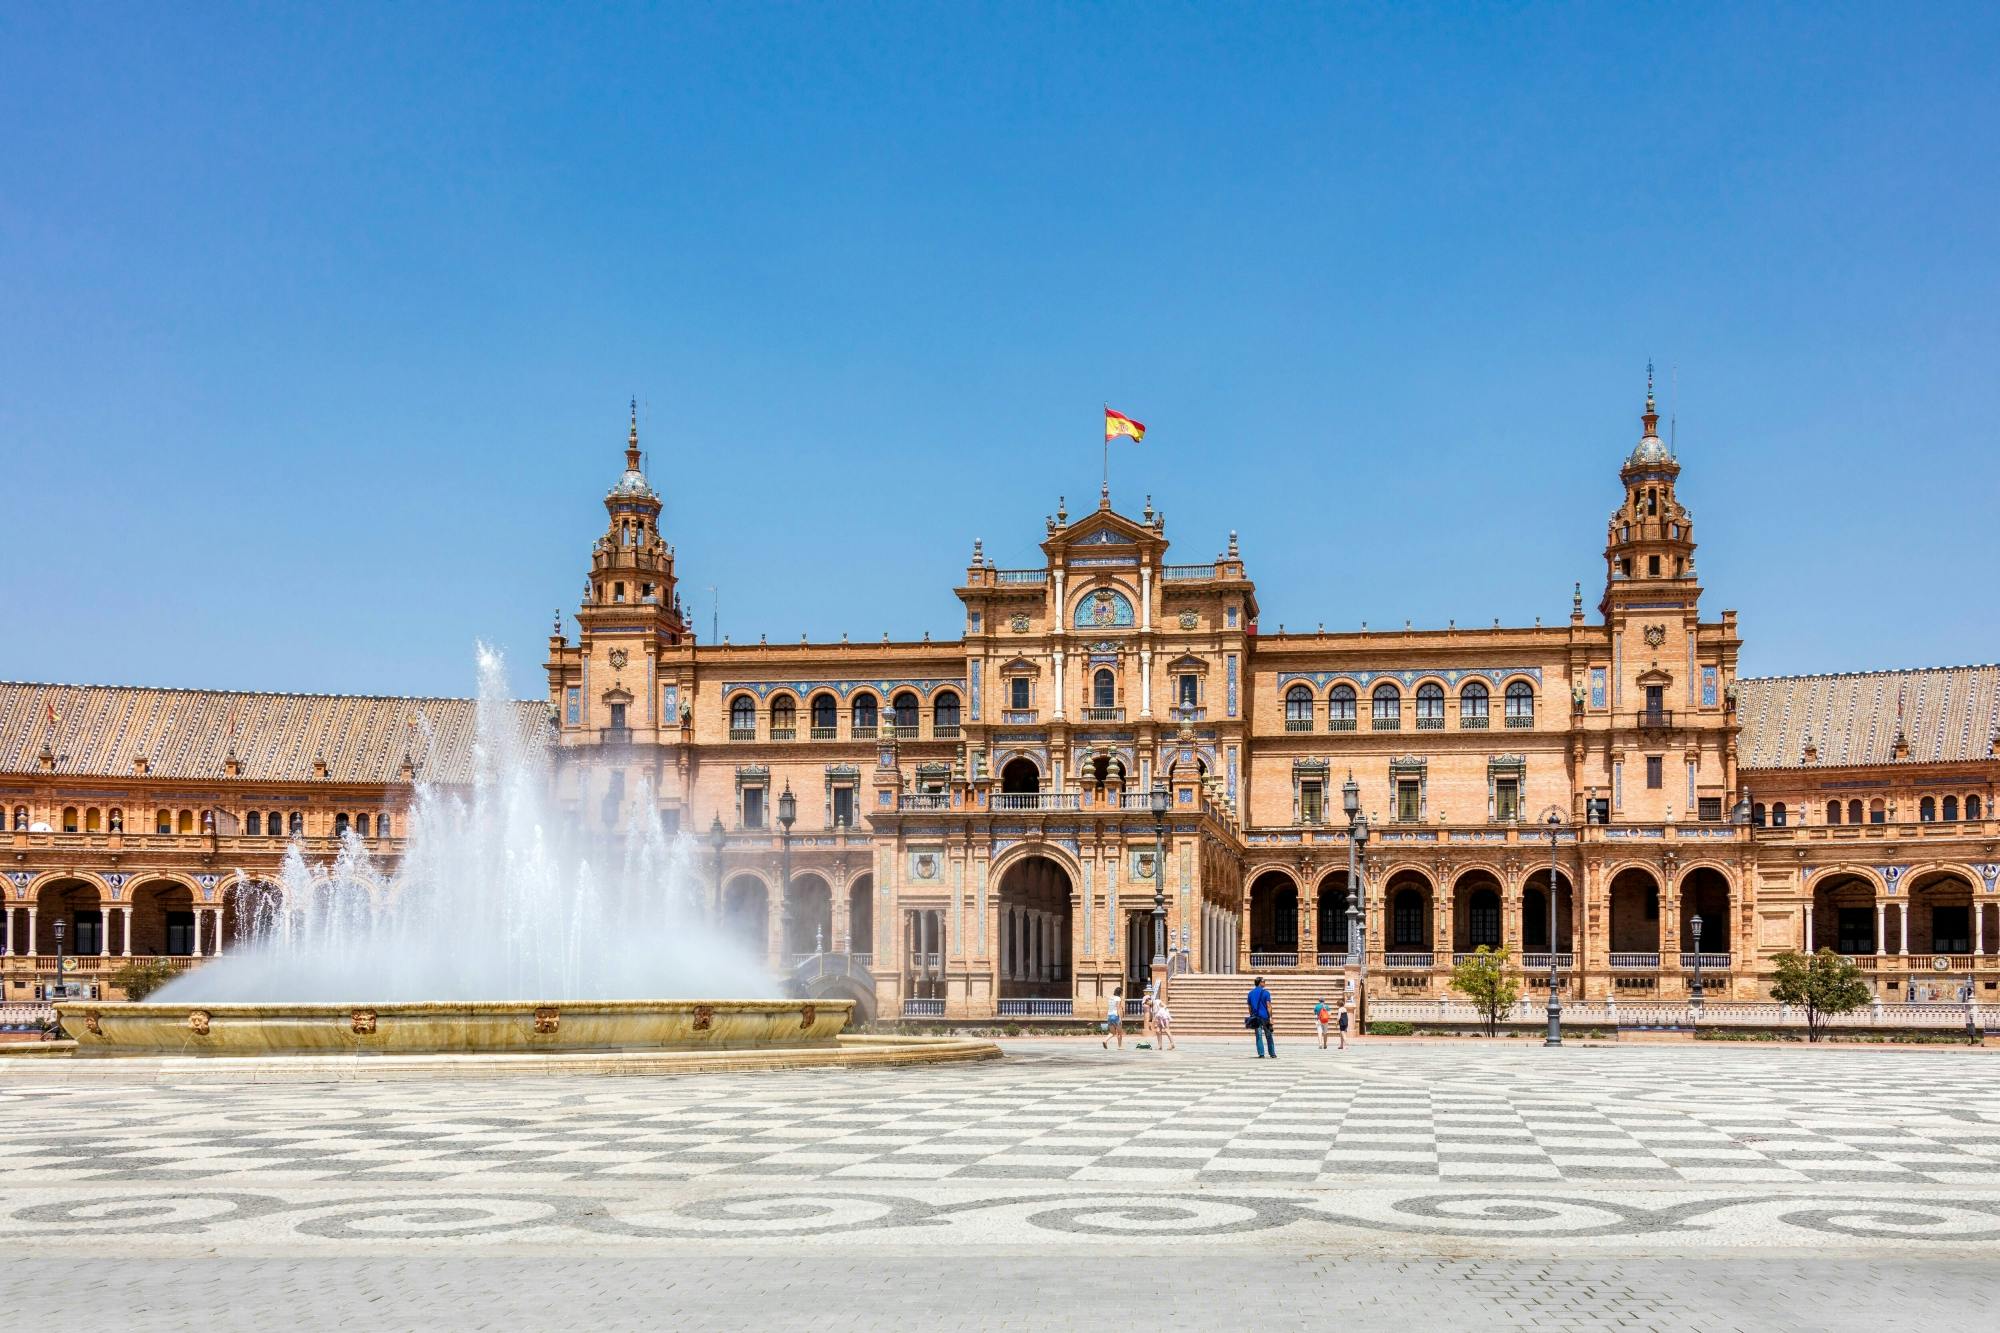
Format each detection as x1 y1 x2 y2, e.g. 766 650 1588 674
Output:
1146 993 1176 1051
1101 986 1124 1050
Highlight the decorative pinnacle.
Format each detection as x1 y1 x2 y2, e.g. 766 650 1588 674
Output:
1646 360 1655 413
625 397 642 472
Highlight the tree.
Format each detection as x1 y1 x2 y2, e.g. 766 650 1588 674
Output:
1449 945 1520 1037
1768 948 1871 1042
108 958 178 1002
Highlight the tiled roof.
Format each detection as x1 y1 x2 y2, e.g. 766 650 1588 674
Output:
1738 665 2000 770
0 682 549 784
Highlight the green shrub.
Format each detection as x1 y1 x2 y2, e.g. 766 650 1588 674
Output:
1367 1020 1415 1036
108 958 178 1002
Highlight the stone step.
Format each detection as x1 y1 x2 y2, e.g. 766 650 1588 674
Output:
1162 974 1350 1035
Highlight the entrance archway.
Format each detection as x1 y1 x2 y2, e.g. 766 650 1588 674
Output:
1382 870 1435 955
1247 870 1298 956
1000 758 1041 794
1678 867 1732 955
785 873 833 959
1315 871 1353 956
1608 868 1661 956
1811 873 1877 955
1521 868 1575 954
996 854 1072 999
40 879 105 957
1908 871 1976 957
129 879 197 957
1452 871 1505 953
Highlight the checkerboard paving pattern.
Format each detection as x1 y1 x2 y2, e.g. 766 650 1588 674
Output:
5 1040 2000 1191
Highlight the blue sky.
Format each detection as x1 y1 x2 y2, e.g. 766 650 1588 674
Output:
3 3 1995 700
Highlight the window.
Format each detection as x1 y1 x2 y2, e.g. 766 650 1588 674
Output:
853 693 879 732
729 695 756 738
1969 795 1983 820
1505 681 1534 727
832 786 856 829
810 693 837 734
769 696 795 738
289 811 304 836
892 692 919 731
1092 670 1116 710
378 813 392 838
742 787 766 829
84 807 101 832
354 813 369 837
1848 799 1863 824
1919 796 1936 822
1644 684 1664 718
1328 684 1356 730
1648 555 1661 576
1460 681 1488 728
1772 801 1787 827
246 812 262 836
1494 777 1520 823
11 806 23 831
1285 685 1313 730
1869 800 1885 825
1299 780 1324 825
1372 684 1401 730
1391 890 1425 948
1645 756 1663 789
334 813 350 838
268 811 282 837
1008 678 1030 711
933 692 961 735
62 807 78 833
1699 796 1723 822
608 701 628 731
1177 674 1198 709
1752 802 1766 827
1415 683 1444 729
1943 795 1959 821
1396 778 1421 823
1826 801 1841 825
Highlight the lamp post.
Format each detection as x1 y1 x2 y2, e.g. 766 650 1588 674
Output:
1150 785 1170 972
1343 773 1369 1030
708 813 727 922
1544 808 1563 1047
51 917 66 1005
1690 912 1705 1018
777 783 797 967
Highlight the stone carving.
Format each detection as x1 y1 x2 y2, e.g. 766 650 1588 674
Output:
1178 611 1199 629
533 1007 560 1035
692 1004 714 1031
1010 614 1030 633
800 1004 818 1029
1643 624 1666 647
608 648 629 669
187 1010 211 1036
351 1010 378 1036
84 1013 101 1036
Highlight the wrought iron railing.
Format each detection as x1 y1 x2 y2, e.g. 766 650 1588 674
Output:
1328 716 1356 731
729 727 756 741
1284 717 1313 732
601 726 632 744
1461 713 1489 729
1372 715 1401 730
1635 709 1674 730
1416 715 1444 730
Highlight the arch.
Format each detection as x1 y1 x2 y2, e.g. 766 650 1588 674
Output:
1969 795 1983 821
891 690 919 730
1327 683 1357 727
1382 869 1434 951
850 692 879 733
722 873 770 958
1810 871 1879 954
1803 864 1886 898
999 756 1042 794
1942 795 1959 822
1247 869 1299 953
1520 867 1575 953
728 693 757 734
1504 679 1535 726
1284 684 1313 726
1451 868 1505 951
246 811 263 836
29 869 114 903
995 852 1073 999
83 807 102 833
1677 866 1732 952
61 806 78 833
1460 680 1490 723
177 809 194 834
1906 868 1978 956
847 872 874 957
932 690 961 733
1607 866 1661 953
1371 682 1401 725
1415 681 1445 728
784 872 834 958
1919 795 1936 822
129 877 199 956
1825 800 1841 825
1072 586 1135 629
809 691 838 732
38 877 106 956
10 805 26 832
769 693 797 735
1848 799 1864 824
1092 669 1116 710
1314 869 1355 954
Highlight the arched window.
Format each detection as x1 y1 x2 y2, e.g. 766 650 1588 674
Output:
1285 685 1313 729
729 694 757 736
288 811 304 836
62 807 78 833
1415 682 1444 728
1919 796 1936 822
769 696 796 738
1943 795 1959 821
1752 802 1766 827
1328 684 1356 729
156 809 171 835
852 693 878 733
268 811 282 837
1372 683 1401 729
1848 799 1863 824
1825 801 1840 825
892 691 919 730
933 691 961 734
11 806 26 831
246 811 262 836
1460 681 1488 727
84 807 101 833
1969 795 1982 820
1504 681 1534 727
378 813 392 838
178 810 194 834
354 813 370 836
810 693 837 733
1092 670 1116 711
1772 801 1787 827
334 813 351 838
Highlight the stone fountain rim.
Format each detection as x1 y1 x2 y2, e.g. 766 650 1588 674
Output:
59 999 854 1017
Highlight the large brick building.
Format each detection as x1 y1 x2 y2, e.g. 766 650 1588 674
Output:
6 390 1997 1022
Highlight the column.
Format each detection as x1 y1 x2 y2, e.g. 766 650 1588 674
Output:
1876 900 1886 954
189 910 204 959
99 914 110 957
1052 649 1065 718
1977 901 1985 957
1804 903 1814 953
122 906 134 957
25 906 36 955
1899 901 1909 955
211 908 224 957
1140 565 1152 631
1140 648 1152 719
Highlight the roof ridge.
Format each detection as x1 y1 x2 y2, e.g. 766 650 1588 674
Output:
0 679 540 706
1741 663 2000 684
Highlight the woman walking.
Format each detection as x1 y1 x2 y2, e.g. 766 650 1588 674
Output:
1101 986 1124 1050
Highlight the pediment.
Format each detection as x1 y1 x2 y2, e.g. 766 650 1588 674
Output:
1043 505 1163 556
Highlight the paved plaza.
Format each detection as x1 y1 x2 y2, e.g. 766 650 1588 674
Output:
4 1039 1999 1329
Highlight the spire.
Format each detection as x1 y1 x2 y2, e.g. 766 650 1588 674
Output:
625 397 642 473
1625 363 1671 466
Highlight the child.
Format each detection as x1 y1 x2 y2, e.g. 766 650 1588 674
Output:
1101 986 1124 1050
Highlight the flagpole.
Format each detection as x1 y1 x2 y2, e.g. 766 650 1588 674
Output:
1101 403 1109 500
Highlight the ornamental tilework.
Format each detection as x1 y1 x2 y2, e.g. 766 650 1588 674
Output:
1277 667 1545 689
1590 668 1606 710
1072 588 1135 628
1081 862 1093 957
722 678 966 701
661 685 678 722
1226 655 1238 718
1702 666 1719 709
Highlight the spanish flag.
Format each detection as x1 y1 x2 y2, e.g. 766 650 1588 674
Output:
1104 407 1146 443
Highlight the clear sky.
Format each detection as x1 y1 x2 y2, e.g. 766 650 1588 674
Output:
4 3 1995 700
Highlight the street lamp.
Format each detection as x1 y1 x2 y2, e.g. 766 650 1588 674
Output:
51 917 66 1004
1690 912 1705 1017
1731 791 1752 828
777 783 797 964
1544 808 1564 1047
1149 785 1170 970
708 813 727 922
1343 773 1368 1029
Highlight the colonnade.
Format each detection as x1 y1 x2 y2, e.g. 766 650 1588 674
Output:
999 904 1063 983
4 904 225 959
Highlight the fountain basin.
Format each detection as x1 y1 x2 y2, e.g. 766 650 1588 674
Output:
58 999 851 1057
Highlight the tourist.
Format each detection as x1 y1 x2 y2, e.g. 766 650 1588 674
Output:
1149 994 1176 1051
1314 997 1331 1049
1337 1003 1350 1050
1101 986 1124 1050
1247 976 1274 1058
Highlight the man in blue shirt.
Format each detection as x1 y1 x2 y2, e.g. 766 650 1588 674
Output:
1247 976 1275 1058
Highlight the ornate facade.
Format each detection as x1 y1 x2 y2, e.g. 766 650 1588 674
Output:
6 391 1998 1023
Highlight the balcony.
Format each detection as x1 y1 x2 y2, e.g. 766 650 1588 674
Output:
810 726 838 741
1284 718 1313 732
1082 707 1125 723
1316 952 1349 968
1160 563 1212 581
729 727 756 741
1680 952 1732 970
1461 713 1488 729
600 725 632 745
1249 952 1297 969
899 793 953 811
1372 715 1401 731
769 727 796 741
997 998 1074 1017
933 724 961 740
992 792 1080 811
893 725 921 740
1505 713 1533 729
1634 709 1675 731
1610 952 1661 969
1416 715 1444 730
1383 952 1434 969
994 569 1047 585
1001 709 1038 725
1521 953 1574 969
1328 716 1356 731
901 998 947 1017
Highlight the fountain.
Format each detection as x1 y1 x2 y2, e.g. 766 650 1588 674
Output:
53 647 987 1068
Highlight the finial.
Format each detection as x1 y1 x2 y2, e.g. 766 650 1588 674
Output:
1142 494 1154 522
624 397 643 473
1227 529 1239 558
1573 581 1583 615
1646 360 1655 413
1056 496 1068 524
552 608 563 637
1099 479 1110 508
972 537 983 563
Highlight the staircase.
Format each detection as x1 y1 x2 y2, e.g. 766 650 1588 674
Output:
1162 973 1348 1036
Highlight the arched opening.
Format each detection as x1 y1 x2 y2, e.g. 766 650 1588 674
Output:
1284 685 1312 729
1908 871 1976 958
769 694 796 739
999 756 1041 794
1086 754 1126 796
1092 669 1116 711
809 692 838 734
1848 799 1863 825
728 694 757 736
1383 870 1433 954
1452 871 1504 951
130 879 197 957
891 691 919 733
784 872 833 959
1811 874 1878 955
996 854 1072 1000
1520 867 1575 954
933 691 961 735
1415 682 1444 729
1826 801 1841 825
1247 870 1299 957
1678 867 1732 955
222 879 283 948
83 807 102 833
1505 680 1534 726
1460 680 1489 727
1328 683 1357 729
722 874 769 960
1607 868 1661 957
1316 873 1353 955
40 878 105 957
1372 683 1401 729
847 873 874 958
851 692 878 734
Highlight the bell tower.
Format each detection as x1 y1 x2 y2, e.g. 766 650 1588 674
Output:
580 400 687 647
1600 366 1698 618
